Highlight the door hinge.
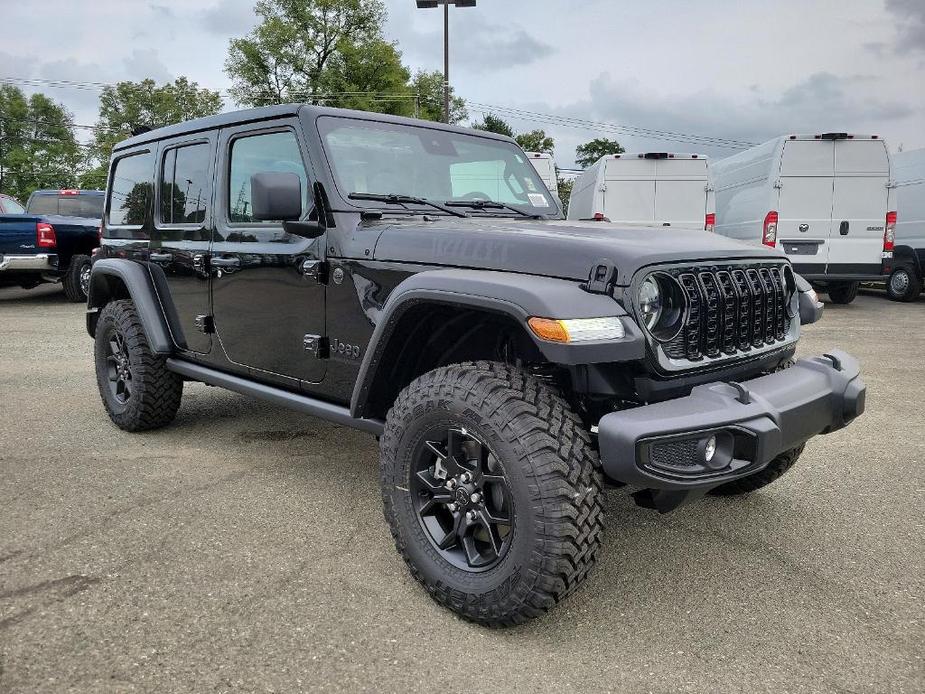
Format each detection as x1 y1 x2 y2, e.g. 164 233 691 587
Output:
194 315 214 334
303 334 329 358
299 259 328 284
773 179 783 189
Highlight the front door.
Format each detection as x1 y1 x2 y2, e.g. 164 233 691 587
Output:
149 135 216 354
777 139 835 276
210 121 326 386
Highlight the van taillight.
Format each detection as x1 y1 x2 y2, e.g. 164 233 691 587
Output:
36 222 57 248
762 211 778 247
705 213 715 232
884 211 897 252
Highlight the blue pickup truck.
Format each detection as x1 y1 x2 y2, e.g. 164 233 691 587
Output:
0 189 103 301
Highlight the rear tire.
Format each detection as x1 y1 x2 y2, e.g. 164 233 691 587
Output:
63 254 91 302
827 281 859 305
709 445 805 496
380 361 604 626
886 266 921 302
94 300 183 431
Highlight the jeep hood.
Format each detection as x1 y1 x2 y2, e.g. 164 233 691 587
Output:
370 218 782 285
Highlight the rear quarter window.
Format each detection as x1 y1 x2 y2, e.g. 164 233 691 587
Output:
109 152 154 226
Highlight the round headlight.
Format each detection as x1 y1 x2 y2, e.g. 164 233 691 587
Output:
638 277 662 330
638 273 686 342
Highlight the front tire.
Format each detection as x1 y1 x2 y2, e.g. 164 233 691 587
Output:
887 266 922 302
826 281 859 305
63 254 92 302
94 300 183 431
380 361 604 626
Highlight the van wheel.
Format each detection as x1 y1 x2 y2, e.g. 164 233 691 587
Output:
63 254 92 302
380 361 604 626
94 300 183 431
887 266 922 302
827 281 859 304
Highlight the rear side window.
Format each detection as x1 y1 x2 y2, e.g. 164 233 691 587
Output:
1 196 26 214
228 131 308 223
161 143 211 225
109 152 154 226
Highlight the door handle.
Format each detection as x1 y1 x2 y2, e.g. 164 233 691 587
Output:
839 221 849 235
149 252 173 262
210 257 241 269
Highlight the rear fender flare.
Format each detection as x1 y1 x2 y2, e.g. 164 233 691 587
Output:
349 269 644 418
86 259 172 354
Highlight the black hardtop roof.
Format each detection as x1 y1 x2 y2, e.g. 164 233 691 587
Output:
113 104 516 152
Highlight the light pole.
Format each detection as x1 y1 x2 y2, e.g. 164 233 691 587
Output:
416 0 476 123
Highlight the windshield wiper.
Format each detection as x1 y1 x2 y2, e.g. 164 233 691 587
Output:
444 199 545 219
348 192 468 218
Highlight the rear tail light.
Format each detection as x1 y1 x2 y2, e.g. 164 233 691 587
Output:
593 212 606 222
884 211 896 252
705 213 715 232
762 211 778 247
36 222 57 249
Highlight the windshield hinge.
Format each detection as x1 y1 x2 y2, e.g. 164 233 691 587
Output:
583 258 619 295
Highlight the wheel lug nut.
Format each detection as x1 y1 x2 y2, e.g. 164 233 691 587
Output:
466 511 476 521
447 503 457 512
445 479 456 489
460 473 471 483
470 493 481 503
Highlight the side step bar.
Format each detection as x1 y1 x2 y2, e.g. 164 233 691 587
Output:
166 359 384 436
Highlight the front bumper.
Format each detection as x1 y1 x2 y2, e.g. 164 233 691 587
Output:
597 350 865 507
0 254 57 272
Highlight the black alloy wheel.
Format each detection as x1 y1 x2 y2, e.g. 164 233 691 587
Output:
411 426 514 572
105 328 134 405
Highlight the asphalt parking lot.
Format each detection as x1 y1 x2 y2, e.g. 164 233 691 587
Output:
0 284 922 693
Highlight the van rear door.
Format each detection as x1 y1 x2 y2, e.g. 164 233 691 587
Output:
777 140 834 276
602 158 655 224
654 158 708 229
828 140 890 277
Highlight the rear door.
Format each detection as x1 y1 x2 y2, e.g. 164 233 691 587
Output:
149 134 216 354
654 158 708 229
603 158 655 223
777 140 834 275
828 140 890 277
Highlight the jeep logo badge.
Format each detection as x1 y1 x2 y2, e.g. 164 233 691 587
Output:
455 488 469 506
799 223 809 232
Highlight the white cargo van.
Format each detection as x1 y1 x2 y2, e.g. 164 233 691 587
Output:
885 148 925 301
526 152 558 195
566 153 714 231
712 133 895 304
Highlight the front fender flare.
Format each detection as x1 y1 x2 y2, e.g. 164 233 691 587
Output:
349 269 645 418
86 259 172 354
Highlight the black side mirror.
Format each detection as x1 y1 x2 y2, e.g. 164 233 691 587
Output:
250 172 303 221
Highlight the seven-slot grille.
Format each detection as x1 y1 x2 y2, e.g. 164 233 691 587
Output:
662 263 791 362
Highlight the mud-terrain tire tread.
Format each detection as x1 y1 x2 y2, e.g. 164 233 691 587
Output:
827 282 859 305
380 361 604 627
63 254 91 302
94 299 182 431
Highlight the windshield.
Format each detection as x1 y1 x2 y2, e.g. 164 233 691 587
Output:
318 116 556 215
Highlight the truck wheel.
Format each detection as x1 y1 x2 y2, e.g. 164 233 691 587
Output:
63 254 92 302
94 300 183 431
886 266 922 302
380 361 604 626
826 281 859 305
708 445 805 496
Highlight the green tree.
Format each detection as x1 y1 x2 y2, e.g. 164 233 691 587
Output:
471 113 514 138
410 70 468 124
225 0 410 110
515 129 554 154
86 77 222 184
0 85 82 201
575 137 624 168
556 177 573 215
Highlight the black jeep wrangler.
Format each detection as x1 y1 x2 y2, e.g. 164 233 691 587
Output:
86 105 866 626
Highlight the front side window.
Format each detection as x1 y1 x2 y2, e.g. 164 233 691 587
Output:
161 143 211 225
228 131 308 223
318 117 555 214
109 152 154 226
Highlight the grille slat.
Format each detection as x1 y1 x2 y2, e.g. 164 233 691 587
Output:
663 263 792 363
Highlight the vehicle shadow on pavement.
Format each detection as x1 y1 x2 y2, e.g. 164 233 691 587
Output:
0 285 67 304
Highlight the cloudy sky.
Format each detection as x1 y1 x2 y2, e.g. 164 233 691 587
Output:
2 0 923 167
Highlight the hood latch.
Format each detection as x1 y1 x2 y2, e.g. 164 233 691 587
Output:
583 258 619 295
